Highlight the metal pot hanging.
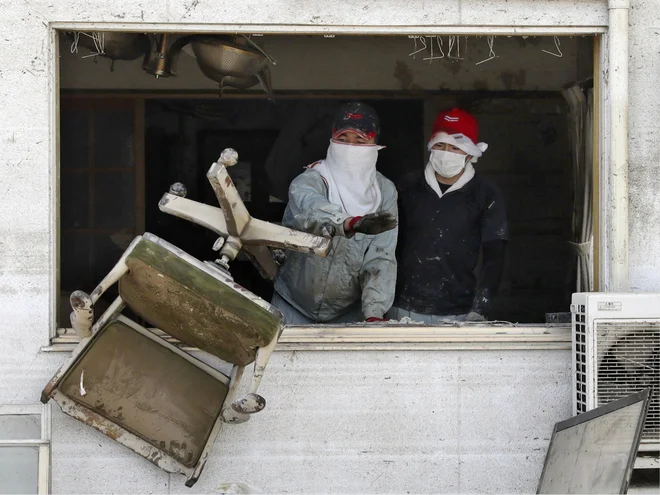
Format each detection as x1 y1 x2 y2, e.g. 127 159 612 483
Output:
68 32 151 62
149 34 274 97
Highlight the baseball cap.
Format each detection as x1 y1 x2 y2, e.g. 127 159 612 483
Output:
332 102 380 141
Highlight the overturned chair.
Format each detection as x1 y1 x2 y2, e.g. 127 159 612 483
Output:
41 149 331 486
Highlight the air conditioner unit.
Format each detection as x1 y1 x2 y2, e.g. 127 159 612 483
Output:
571 293 660 456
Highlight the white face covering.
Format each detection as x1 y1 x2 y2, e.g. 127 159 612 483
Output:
314 140 383 217
428 149 468 178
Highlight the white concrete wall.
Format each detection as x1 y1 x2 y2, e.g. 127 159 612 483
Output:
2 0 659 493
49 349 571 494
628 0 660 291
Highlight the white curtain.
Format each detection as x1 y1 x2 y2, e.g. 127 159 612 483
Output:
562 84 594 292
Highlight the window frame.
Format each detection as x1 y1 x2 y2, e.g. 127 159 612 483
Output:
0 404 52 495
47 24 607 350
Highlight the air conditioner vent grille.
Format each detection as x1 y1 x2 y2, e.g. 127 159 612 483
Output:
574 308 587 414
596 321 660 442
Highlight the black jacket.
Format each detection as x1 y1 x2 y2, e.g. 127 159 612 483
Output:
394 172 508 316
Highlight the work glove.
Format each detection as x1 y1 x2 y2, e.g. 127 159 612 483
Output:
465 311 486 322
468 288 492 321
348 212 398 235
365 316 389 323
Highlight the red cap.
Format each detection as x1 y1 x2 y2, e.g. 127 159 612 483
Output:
431 108 479 144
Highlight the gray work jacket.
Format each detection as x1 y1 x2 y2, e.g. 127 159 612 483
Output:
274 167 398 322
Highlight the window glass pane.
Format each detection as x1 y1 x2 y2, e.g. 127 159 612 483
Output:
60 232 93 292
61 171 90 229
0 446 39 494
539 400 645 493
0 415 40 440
94 112 134 169
60 109 90 170
92 171 135 229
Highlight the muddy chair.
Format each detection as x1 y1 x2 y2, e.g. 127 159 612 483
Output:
42 149 331 486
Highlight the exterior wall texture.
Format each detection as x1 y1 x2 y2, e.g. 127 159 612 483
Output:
628 0 660 291
52 349 571 494
0 0 657 493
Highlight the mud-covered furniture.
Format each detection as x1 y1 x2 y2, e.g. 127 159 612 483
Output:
42 149 331 486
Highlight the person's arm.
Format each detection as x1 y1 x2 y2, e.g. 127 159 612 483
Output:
284 170 398 239
467 240 506 319
466 185 509 321
283 170 351 237
359 185 399 320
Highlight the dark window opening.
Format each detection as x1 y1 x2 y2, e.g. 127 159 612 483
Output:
58 33 595 325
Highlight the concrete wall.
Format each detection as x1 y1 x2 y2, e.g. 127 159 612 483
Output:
1 0 659 493
628 0 660 291
49 349 571 494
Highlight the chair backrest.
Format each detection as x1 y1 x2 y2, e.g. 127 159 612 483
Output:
119 234 282 366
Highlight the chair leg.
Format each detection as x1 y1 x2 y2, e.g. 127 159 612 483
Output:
91 296 126 335
231 326 282 415
206 156 250 237
69 237 139 338
70 291 94 338
221 366 250 424
88 257 130 303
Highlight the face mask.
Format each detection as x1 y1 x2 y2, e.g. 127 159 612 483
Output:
315 140 384 216
428 149 468 178
328 139 382 171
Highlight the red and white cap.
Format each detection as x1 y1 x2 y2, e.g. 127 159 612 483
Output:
427 108 488 161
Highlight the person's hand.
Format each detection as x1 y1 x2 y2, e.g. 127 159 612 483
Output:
465 311 486 322
365 316 389 323
347 212 397 235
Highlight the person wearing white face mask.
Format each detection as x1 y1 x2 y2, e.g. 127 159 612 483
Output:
272 102 399 324
389 108 509 323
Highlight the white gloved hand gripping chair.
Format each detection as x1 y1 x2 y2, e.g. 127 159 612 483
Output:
41 149 331 487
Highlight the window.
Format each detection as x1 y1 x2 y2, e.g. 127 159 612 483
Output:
46 23 601 486
0 405 51 494
54 31 598 337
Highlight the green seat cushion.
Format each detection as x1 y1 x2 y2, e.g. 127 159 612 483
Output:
60 319 228 468
119 236 281 366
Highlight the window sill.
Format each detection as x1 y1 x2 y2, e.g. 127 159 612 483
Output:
43 324 571 352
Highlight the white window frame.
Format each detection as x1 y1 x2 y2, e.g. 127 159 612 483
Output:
46 22 610 352
0 404 52 495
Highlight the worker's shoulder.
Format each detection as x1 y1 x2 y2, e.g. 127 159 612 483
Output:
472 173 505 199
290 162 326 187
395 171 425 196
376 172 397 198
